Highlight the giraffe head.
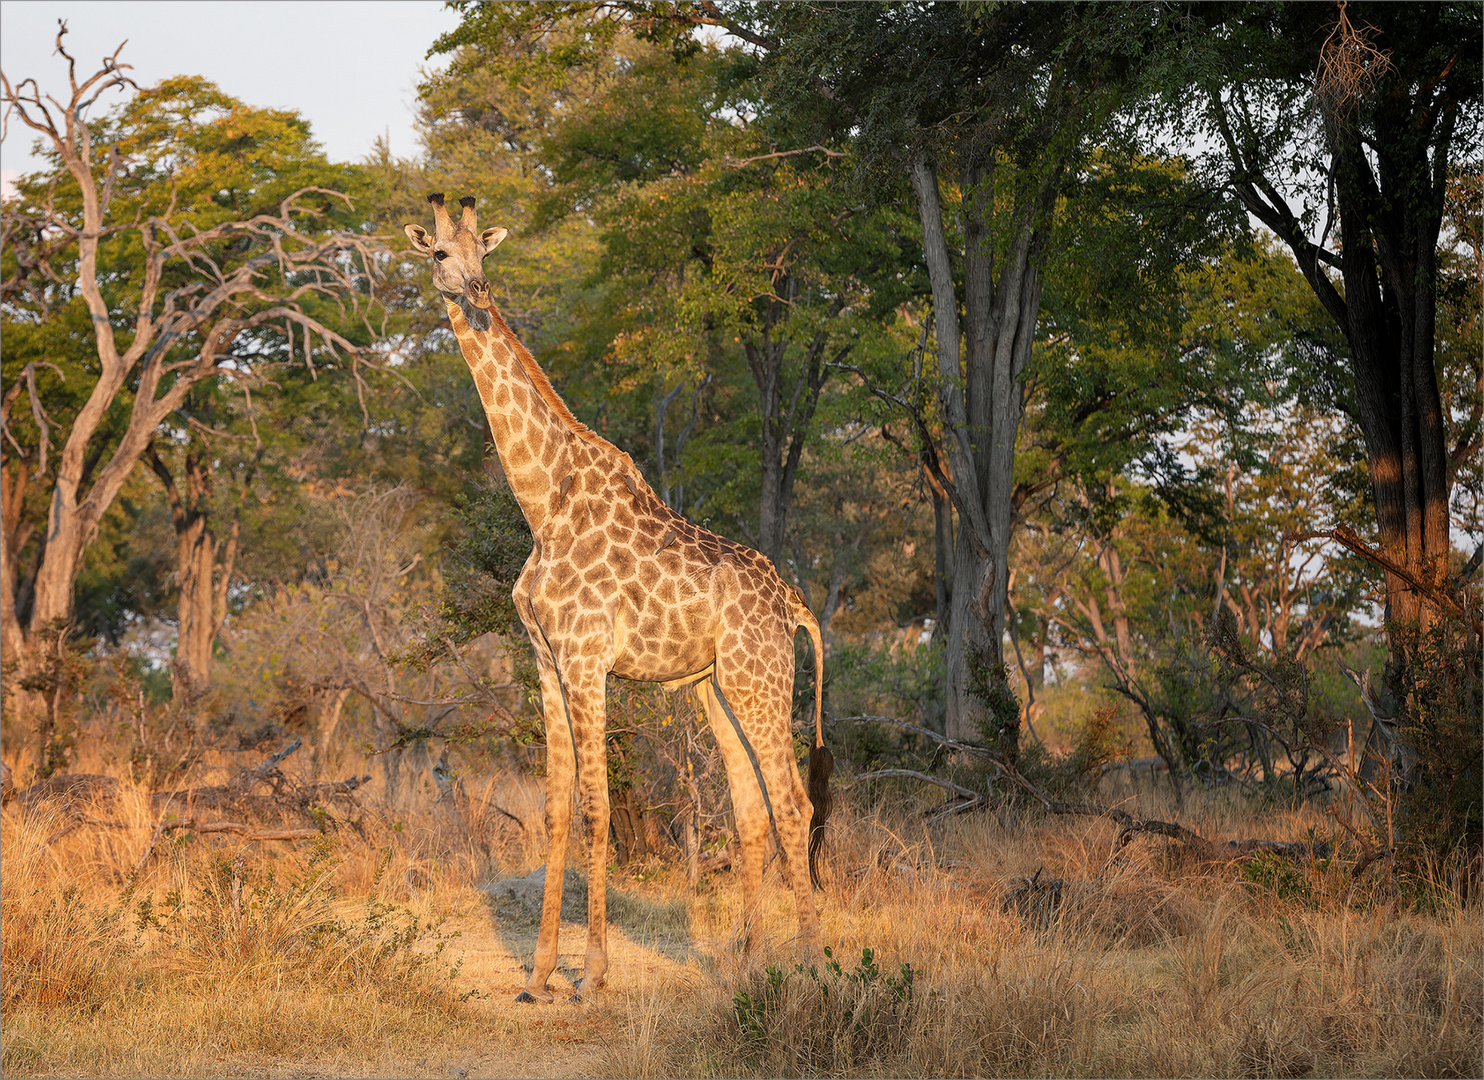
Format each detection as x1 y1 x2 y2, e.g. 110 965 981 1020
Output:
404 193 508 329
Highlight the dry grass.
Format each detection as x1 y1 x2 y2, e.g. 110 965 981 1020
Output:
1 782 484 1078
3 763 1480 1078
590 791 1483 1079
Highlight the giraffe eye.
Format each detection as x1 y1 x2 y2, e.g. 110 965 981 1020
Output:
434 250 448 261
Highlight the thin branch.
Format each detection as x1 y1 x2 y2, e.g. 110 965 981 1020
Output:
724 144 844 169
854 768 983 801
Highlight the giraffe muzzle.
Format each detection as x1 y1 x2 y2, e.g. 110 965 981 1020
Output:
468 278 493 310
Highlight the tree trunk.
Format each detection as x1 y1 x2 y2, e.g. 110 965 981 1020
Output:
744 285 836 569
924 460 954 647
1214 35 1459 639
911 154 1056 746
313 687 351 779
1028 618 1047 691
0 457 30 667
609 785 649 867
1333 114 1452 633
654 376 709 514
149 443 243 700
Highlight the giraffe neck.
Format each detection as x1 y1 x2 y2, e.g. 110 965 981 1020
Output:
445 299 607 534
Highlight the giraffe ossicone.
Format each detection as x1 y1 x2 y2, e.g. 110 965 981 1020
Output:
405 193 833 1004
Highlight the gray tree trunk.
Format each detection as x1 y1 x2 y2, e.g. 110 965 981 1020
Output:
910 155 1056 749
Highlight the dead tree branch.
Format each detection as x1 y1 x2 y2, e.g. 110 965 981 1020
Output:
842 714 1332 863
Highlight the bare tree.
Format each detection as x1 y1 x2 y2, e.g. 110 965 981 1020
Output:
217 487 492 803
1 26 384 707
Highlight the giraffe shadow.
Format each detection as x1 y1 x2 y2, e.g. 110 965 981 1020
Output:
481 864 705 993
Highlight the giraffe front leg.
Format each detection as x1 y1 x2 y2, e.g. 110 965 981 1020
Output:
517 643 575 1004
570 671 611 998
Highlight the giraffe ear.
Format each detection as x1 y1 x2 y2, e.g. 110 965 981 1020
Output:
404 223 434 255
480 226 508 255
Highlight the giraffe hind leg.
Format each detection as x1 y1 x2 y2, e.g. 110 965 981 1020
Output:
765 748 820 952
697 678 769 953
700 675 821 954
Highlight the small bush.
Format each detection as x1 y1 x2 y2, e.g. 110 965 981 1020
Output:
1238 851 1317 907
132 838 462 995
730 946 917 1076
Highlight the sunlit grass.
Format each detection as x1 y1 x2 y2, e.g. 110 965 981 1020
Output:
3 766 1479 1078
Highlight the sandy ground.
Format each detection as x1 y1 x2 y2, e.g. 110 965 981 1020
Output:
310 870 719 1080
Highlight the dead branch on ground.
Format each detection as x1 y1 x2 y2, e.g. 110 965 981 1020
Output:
841 715 1333 864
16 739 370 860
125 817 320 888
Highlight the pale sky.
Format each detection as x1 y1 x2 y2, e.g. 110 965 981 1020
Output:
0 0 461 196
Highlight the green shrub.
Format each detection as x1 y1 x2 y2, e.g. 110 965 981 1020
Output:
731 946 917 1075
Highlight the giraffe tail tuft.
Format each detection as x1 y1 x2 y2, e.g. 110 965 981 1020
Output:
807 742 833 890
789 584 831 890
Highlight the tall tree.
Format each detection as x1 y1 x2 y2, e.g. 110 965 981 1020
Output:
1184 1 1481 633
1 31 382 707
754 2 1187 745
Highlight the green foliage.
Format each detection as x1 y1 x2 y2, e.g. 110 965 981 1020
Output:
1033 240 1305 532
435 482 534 650
1238 852 1317 908
968 656 1022 761
732 945 917 1074
424 5 919 559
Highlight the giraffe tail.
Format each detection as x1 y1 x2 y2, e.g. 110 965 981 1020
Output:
791 588 832 890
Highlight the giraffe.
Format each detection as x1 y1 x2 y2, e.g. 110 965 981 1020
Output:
404 193 833 1003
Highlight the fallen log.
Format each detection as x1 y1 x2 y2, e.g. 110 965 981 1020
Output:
23 739 370 864
149 738 370 834
127 817 321 885
151 736 311 812
844 715 1333 864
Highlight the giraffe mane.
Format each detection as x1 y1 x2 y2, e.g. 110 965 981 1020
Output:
484 306 641 474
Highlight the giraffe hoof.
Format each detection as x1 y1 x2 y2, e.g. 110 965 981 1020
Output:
565 992 584 1006
515 990 552 1005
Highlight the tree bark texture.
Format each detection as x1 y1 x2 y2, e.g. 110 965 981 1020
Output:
910 155 1055 745
1212 17 1466 633
147 443 245 699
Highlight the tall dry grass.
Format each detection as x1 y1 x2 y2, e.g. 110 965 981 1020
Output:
0 773 488 1078
4 754 1480 1078
592 787 1484 1079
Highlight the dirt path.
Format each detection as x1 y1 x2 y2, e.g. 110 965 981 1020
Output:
341 872 718 1080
